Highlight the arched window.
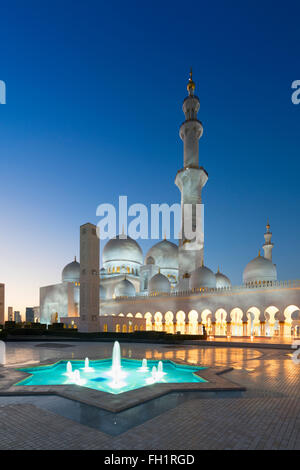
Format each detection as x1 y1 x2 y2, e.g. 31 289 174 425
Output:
188 310 198 335
176 311 186 334
122 324 127 333
115 324 120 332
154 312 163 331
165 311 174 334
103 323 108 332
145 312 153 331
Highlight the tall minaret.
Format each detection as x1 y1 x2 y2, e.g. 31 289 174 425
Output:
262 220 274 261
79 222 100 332
175 70 208 279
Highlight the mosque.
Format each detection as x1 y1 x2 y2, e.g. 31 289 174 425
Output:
40 72 300 338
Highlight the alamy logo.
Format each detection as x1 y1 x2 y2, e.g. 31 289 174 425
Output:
0 80 6 104
291 80 300 105
96 195 204 248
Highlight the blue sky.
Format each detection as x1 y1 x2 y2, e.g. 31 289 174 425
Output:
0 0 299 313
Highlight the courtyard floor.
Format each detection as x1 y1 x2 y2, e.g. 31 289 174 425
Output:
0 340 299 450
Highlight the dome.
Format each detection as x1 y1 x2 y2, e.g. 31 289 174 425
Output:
215 269 231 288
103 235 143 265
145 240 178 270
114 279 136 297
243 254 277 284
189 265 216 290
62 258 80 283
148 272 170 294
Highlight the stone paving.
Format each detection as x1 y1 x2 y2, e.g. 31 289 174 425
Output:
0 341 299 450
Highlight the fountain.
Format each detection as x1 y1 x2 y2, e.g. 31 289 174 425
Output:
138 358 148 372
146 365 157 384
16 340 207 394
82 357 94 372
108 341 126 388
157 360 165 379
73 369 86 386
0 341 6 365
66 361 72 376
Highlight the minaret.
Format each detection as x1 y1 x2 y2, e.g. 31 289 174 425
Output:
262 220 274 261
79 222 100 332
175 70 208 278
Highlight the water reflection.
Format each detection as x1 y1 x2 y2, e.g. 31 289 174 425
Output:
130 346 260 368
6 342 261 369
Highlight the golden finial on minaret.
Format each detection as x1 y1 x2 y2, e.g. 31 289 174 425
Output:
266 219 270 232
258 249 261 257
187 67 195 95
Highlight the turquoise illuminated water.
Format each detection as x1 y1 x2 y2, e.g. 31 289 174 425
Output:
17 359 206 395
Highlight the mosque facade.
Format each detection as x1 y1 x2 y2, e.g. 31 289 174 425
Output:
40 72 300 338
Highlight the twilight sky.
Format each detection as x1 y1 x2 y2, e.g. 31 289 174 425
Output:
0 0 300 315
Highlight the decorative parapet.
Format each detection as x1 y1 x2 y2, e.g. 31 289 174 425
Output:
114 279 300 301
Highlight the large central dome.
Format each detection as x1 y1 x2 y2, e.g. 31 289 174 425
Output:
103 235 143 265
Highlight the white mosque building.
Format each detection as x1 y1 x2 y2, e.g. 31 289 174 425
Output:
40 72 300 338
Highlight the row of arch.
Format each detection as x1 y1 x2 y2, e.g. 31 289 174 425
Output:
110 305 300 336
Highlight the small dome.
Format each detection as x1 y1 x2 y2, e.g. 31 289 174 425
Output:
103 235 143 265
243 254 277 284
145 240 178 270
148 272 170 294
62 258 80 283
114 279 136 297
100 285 107 300
215 270 231 288
189 265 216 290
